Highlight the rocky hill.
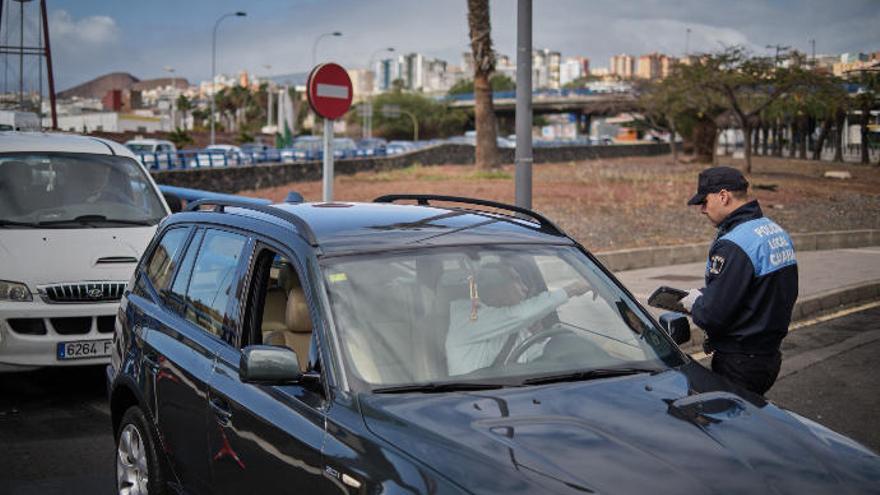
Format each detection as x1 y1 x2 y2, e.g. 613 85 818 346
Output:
58 72 139 100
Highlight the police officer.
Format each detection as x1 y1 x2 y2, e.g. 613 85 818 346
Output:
678 166 798 395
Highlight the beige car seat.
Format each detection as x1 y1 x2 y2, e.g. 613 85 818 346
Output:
263 286 313 371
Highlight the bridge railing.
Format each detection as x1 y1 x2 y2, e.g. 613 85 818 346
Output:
445 87 631 102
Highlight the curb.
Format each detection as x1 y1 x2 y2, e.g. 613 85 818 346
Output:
597 229 880 272
790 280 880 322
680 280 880 354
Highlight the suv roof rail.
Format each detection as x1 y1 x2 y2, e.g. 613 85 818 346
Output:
186 199 318 246
373 194 566 237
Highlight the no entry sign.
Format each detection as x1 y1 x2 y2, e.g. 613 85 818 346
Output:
307 63 353 120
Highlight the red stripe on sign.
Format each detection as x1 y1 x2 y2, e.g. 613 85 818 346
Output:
317 84 349 99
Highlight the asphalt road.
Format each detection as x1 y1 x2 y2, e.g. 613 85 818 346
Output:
767 304 880 453
0 365 113 494
0 305 878 494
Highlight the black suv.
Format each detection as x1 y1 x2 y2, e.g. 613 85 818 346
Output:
108 195 879 495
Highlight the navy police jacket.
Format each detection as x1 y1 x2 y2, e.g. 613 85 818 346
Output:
691 201 799 354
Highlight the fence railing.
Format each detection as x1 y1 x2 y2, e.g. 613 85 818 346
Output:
136 146 390 171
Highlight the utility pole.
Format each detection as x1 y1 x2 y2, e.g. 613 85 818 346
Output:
514 0 533 209
765 44 790 66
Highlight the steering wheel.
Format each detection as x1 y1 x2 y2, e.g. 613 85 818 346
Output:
503 324 576 365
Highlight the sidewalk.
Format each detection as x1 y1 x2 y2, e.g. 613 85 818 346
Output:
615 246 880 349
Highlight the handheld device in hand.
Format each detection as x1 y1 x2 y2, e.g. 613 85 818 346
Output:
647 286 689 313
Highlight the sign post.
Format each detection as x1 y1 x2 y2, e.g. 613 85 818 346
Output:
307 63 353 202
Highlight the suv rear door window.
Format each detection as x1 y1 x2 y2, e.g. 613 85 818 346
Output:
144 227 190 292
183 229 247 341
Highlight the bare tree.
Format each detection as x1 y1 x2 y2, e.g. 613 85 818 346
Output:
467 0 500 169
687 47 806 173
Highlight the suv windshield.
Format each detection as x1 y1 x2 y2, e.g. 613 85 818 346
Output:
323 245 684 390
0 152 166 227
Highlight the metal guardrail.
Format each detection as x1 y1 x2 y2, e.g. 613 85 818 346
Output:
138 139 630 171
136 146 392 171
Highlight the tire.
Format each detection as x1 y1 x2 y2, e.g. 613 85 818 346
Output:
116 406 167 495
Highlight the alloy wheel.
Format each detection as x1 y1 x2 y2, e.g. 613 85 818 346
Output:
117 423 149 495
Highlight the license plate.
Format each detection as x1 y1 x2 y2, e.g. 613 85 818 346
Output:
57 339 113 360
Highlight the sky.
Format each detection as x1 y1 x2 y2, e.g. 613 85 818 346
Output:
2 0 878 92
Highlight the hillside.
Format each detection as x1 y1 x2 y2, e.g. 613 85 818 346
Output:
58 72 139 99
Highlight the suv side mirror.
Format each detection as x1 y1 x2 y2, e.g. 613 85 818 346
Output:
240 345 302 384
659 312 691 345
163 192 182 213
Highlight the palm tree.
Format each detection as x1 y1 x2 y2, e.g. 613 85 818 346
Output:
176 95 193 128
467 0 499 169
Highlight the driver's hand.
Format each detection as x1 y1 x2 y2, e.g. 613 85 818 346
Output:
563 281 590 298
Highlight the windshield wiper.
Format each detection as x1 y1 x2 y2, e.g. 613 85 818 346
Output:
0 219 40 228
38 215 154 227
372 382 508 394
521 367 661 386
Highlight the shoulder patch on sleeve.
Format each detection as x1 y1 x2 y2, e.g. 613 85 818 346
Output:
709 254 725 274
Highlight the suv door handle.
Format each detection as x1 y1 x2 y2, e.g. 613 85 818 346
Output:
209 397 233 427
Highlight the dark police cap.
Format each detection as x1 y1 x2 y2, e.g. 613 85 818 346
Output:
687 166 749 205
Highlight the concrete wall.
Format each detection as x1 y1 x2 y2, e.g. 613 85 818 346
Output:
149 142 673 194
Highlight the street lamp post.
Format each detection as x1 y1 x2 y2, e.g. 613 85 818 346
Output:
164 66 176 130
211 11 246 145
366 47 394 138
312 31 342 67
262 64 274 130
685 28 691 57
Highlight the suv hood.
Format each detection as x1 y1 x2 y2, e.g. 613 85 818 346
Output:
0 227 156 287
360 363 879 494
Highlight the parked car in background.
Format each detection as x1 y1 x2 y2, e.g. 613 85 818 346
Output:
283 136 323 162
189 144 253 168
0 131 169 371
386 140 417 155
496 136 516 149
0 110 40 131
108 194 880 494
332 137 358 159
357 137 387 156
447 134 515 149
240 142 275 163
125 139 178 170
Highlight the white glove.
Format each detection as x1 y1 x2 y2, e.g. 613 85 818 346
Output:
681 288 702 313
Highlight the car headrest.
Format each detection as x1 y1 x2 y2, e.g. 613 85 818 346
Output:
286 286 312 334
277 263 296 291
261 288 288 331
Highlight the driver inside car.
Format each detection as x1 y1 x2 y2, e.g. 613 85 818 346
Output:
65 162 133 206
445 263 590 376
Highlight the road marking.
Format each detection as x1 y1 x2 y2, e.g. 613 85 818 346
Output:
316 83 349 99
789 300 880 330
688 300 880 361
